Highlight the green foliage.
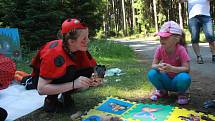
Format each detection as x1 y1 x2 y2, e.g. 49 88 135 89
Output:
117 30 124 37
95 29 106 39
158 13 166 26
89 39 134 60
134 0 144 25
149 27 156 33
0 0 104 50
16 50 36 73
1 0 214 42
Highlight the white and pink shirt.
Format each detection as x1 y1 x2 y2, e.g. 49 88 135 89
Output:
188 0 210 19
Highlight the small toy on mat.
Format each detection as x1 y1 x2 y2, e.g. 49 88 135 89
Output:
70 111 83 120
82 114 123 121
203 100 215 109
178 114 200 121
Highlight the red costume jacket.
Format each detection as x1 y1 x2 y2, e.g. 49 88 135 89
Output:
30 39 97 82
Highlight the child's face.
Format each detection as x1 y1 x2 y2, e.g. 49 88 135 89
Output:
160 35 180 49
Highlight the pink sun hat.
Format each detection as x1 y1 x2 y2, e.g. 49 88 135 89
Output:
155 21 182 37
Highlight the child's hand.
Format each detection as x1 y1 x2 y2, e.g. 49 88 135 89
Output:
157 63 165 72
160 63 172 72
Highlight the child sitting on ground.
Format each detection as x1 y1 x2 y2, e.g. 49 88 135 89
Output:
147 21 191 105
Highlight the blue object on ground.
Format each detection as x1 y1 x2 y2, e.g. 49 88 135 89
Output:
203 100 215 109
82 115 101 121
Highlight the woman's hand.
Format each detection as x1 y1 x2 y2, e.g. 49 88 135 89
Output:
73 76 92 89
90 76 103 87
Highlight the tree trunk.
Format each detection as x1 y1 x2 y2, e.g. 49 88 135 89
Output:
153 0 158 32
122 0 127 36
112 0 117 32
132 0 136 33
104 0 109 38
178 2 183 29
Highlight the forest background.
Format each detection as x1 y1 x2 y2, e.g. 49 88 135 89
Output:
1 0 215 51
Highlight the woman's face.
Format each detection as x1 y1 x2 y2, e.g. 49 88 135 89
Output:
69 28 89 51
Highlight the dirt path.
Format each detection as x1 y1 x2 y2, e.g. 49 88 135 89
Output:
116 39 215 114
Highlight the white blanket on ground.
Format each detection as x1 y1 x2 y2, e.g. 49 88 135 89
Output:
0 84 45 121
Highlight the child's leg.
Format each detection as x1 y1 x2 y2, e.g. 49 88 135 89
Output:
147 68 171 90
171 72 191 104
171 72 191 93
147 69 171 101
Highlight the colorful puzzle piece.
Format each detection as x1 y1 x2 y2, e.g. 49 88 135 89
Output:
123 104 173 121
96 97 134 115
82 97 215 121
166 107 215 121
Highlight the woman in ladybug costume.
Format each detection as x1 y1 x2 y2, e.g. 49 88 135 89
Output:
27 18 104 113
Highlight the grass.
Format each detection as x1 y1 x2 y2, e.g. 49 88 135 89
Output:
15 39 153 121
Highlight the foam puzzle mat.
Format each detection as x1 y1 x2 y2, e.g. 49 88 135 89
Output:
82 97 215 121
